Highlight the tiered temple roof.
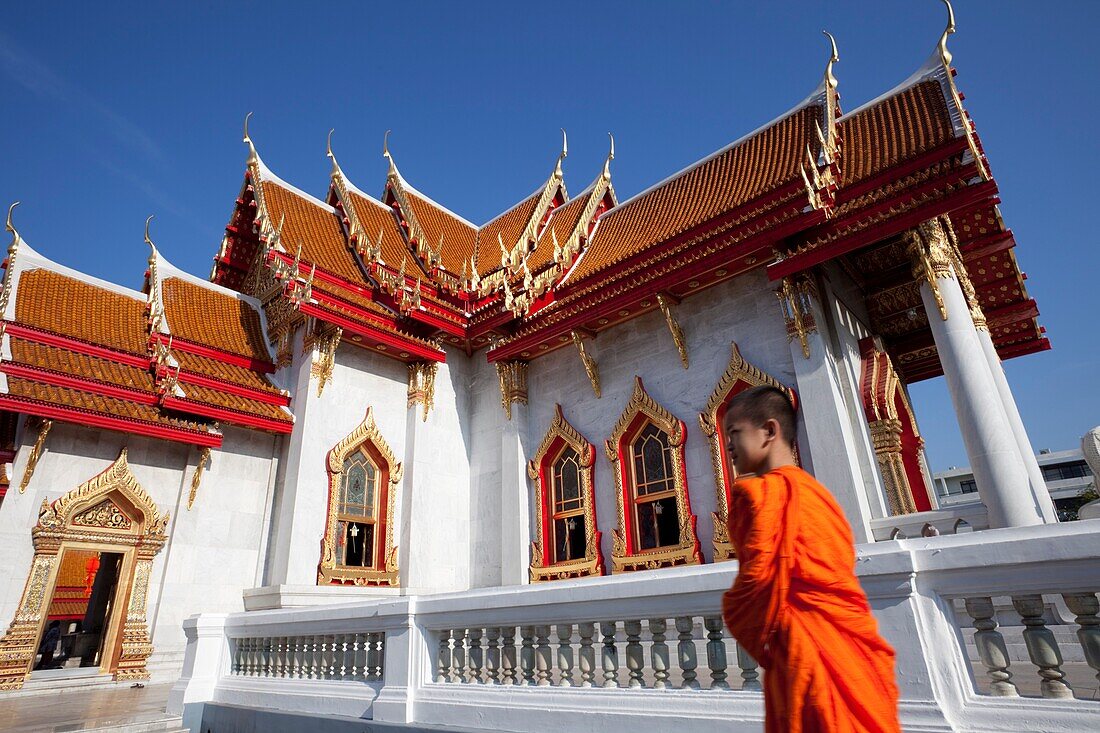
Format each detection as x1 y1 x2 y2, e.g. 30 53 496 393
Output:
1 6 1048 449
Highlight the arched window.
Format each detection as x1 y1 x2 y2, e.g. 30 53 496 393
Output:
528 405 603 581
606 377 701 572
336 452 379 569
700 342 798 561
320 408 402 586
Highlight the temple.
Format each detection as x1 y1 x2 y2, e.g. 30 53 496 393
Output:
0 5 1097 732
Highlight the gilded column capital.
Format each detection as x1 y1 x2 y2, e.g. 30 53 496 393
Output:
496 360 529 421
407 361 438 422
777 274 818 359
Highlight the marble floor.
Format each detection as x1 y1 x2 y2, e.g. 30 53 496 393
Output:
0 681 178 732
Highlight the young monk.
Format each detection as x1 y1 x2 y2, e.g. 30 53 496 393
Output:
721 385 900 733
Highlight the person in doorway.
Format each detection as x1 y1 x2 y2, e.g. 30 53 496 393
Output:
721 385 900 733
35 620 61 670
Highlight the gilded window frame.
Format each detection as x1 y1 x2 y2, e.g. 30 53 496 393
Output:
605 377 701 572
699 342 798 561
527 405 604 581
318 407 403 587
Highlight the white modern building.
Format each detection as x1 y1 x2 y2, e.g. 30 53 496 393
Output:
936 448 1094 518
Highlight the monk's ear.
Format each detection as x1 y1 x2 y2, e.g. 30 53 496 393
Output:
762 418 780 446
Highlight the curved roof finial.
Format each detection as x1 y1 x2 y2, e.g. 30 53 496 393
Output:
555 128 568 177
243 112 259 166
326 128 342 177
822 31 839 91
602 133 615 180
144 215 157 253
5 201 20 241
938 0 957 67
383 129 397 177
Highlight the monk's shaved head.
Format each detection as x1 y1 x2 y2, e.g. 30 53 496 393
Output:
725 386 796 448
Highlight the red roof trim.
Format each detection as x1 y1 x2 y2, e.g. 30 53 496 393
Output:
0 363 159 406
162 395 293 434
4 323 149 368
175 369 289 407
150 333 275 374
0 394 222 448
298 302 446 363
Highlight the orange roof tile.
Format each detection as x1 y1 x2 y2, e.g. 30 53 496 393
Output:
568 105 822 284
177 383 292 423
172 350 283 395
162 278 270 361
261 180 363 284
8 339 155 392
5 376 212 432
14 270 147 355
403 188 478 275
345 189 411 268
475 191 543 275
838 80 954 187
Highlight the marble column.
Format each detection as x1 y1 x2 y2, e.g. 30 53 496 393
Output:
500 401 531 586
975 329 1058 523
908 220 1042 528
781 274 876 542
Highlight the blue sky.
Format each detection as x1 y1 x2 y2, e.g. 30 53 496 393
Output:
1 2 1097 471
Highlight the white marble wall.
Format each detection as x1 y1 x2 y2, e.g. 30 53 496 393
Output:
525 270 797 567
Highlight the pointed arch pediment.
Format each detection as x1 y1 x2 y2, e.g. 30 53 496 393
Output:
604 377 700 572
320 407 403 586
698 343 797 561
35 448 167 540
527 405 603 581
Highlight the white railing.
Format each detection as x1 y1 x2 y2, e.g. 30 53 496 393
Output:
169 520 1100 733
870 501 990 540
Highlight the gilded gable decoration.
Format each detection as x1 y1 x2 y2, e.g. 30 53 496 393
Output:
604 377 701 572
318 407 402 587
0 449 168 689
699 343 798 560
571 331 601 398
656 293 689 369
527 405 604 581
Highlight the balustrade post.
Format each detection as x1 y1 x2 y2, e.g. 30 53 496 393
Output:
624 619 645 688
556 624 574 687
248 638 258 677
600 621 620 688
337 635 348 680
469 627 485 684
535 625 553 686
736 644 761 691
290 637 301 679
306 635 318 679
578 622 596 687
675 616 700 690
501 627 518 685
453 629 468 683
486 627 501 684
437 630 452 683
964 597 1017 696
1063 593 1100 687
650 618 670 689
704 617 730 690
1013 595 1073 698
520 625 537 686
366 633 383 682
354 633 368 681
324 635 336 679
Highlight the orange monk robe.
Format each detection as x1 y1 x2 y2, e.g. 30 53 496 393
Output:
722 465 900 733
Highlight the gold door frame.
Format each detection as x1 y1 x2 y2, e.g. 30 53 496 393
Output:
699 342 798 561
0 449 168 690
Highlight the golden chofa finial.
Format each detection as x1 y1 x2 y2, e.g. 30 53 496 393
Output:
938 0 957 67
243 112 258 166
822 30 839 91
602 133 615 180
383 129 396 176
555 128 568 177
5 201 20 241
326 128 342 177
144 215 157 252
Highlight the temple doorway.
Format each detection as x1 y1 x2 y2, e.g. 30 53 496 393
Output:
0 450 169 690
32 549 124 674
